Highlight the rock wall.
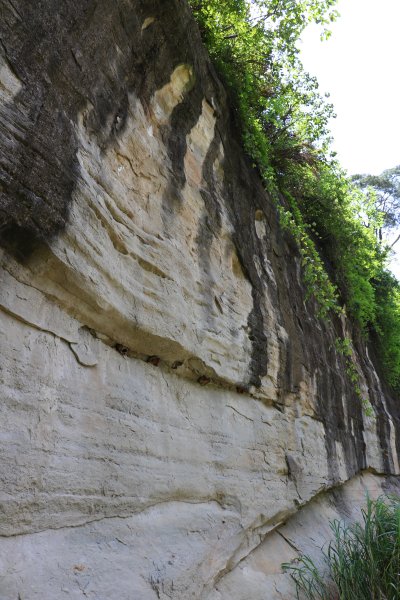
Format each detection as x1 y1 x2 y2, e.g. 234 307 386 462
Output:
0 1 399 598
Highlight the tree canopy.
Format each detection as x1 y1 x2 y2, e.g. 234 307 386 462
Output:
352 166 400 246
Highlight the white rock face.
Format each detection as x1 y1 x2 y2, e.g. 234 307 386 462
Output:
0 1 399 598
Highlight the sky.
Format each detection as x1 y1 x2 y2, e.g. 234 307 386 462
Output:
299 0 400 277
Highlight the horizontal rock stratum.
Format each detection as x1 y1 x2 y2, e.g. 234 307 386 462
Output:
0 1 399 598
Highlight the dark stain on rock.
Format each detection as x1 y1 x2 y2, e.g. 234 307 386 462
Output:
357 340 396 474
211 127 271 387
199 131 223 230
163 88 203 192
246 294 269 388
0 0 200 258
194 131 224 327
159 87 203 229
0 0 128 256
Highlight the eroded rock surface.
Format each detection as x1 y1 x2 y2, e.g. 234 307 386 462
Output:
0 0 399 598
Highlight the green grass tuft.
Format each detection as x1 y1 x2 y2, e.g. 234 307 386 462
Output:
283 496 400 600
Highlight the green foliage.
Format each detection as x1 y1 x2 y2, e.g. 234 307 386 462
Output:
373 271 400 389
282 495 400 599
189 0 400 391
191 0 337 176
284 161 386 328
277 198 339 318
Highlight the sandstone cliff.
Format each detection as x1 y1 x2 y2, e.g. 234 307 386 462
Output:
0 1 399 598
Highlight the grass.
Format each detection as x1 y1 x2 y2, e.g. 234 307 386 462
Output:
282 495 400 600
